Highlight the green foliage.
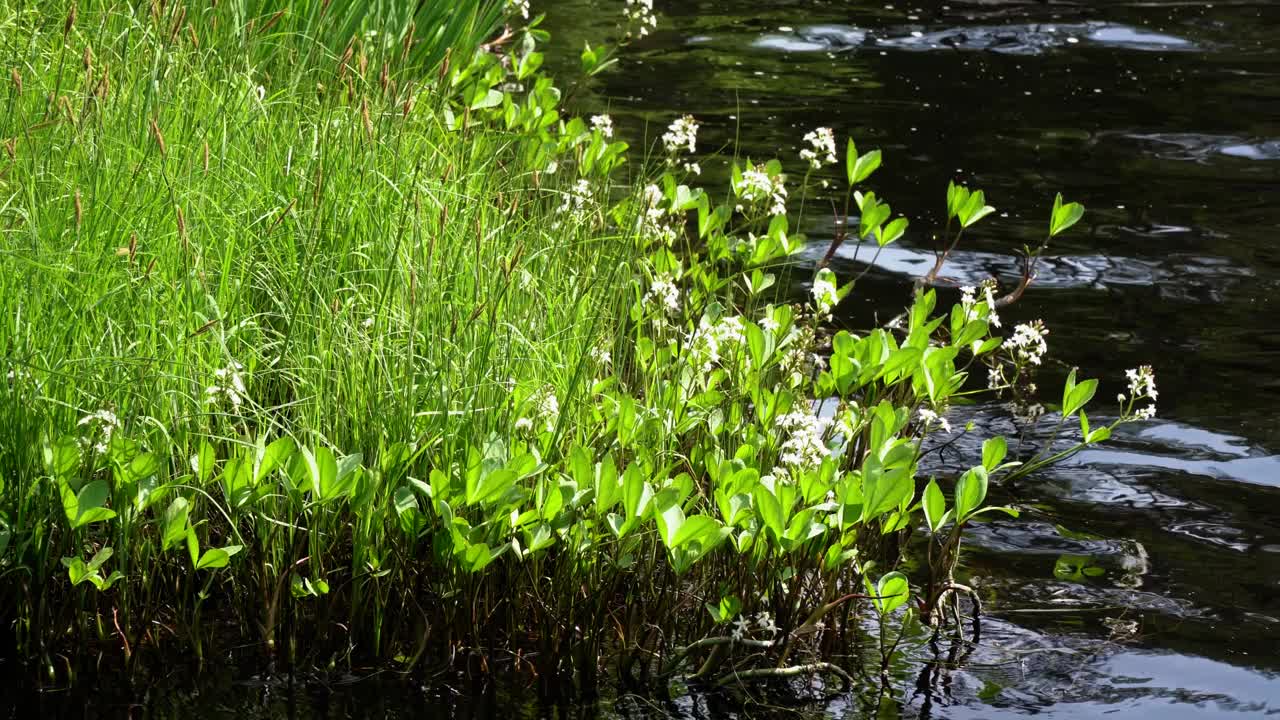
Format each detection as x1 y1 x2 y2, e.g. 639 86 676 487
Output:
0 0 1154 691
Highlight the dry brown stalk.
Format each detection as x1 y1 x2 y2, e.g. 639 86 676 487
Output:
149 118 167 157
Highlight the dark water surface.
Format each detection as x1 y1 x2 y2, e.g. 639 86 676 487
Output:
14 1 1280 717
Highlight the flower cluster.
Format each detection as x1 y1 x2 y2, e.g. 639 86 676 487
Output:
1003 320 1048 366
811 269 839 317
687 315 748 373
799 127 837 169
516 386 560 434
733 164 788 217
730 610 779 640
558 178 595 217
1120 365 1157 420
662 115 698 156
776 408 834 469
589 114 614 138
506 0 530 20
637 184 680 245
644 273 681 316
959 279 1001 328
917 407 952 434
205 361 247 410
77 409 120 454
623 0 658 37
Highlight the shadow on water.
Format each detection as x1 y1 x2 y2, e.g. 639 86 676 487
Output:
10 0 1280 716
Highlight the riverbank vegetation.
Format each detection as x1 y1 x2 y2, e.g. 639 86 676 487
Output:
0 0 1158 698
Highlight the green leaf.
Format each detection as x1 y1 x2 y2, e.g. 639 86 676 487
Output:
470 88 504 110
878 346 922 382
851 149 882 184
44 435 81 486
672 515 721 549
195 545 241 571
1049 193 1085 237
1064 379 1098 418
845 139 859 185
753 485 784 542
876 216 908 247
470 468 516 506
255 436 296 484
982 437 1007 473
71 480 116 528
923 479 945 532
873 571 910 614
312 446 339 499
954 466 989 522
194 442 217 485
161 497 190 551
86 546 113 574
595 454 620 514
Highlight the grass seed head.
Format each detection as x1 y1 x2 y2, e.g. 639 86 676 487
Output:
9 69 20 96
149 118 166 156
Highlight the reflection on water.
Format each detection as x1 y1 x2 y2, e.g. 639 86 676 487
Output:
752 21 1199 56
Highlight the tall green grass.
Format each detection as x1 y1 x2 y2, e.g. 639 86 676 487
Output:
0 0 630 670
0 0 1153 698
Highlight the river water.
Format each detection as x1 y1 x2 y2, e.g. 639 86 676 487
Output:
11 1 1280 717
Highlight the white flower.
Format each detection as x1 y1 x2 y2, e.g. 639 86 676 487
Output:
733 164 788 216
506 0 530 19
644 273 681 316
1124 365 1157 401
810 269 840 317
732 616 751 640
662 115 698 155
760 315 780 333
514 417 534 433
591 346 612 367
959 285 977 312
982 281 1002 328
682 161 701 176
623 0 658 37
1002 321 1048 366
537 391 559 425
589 114 614 138
987 366 1004 390
776 408 834 469
917 407 952 433
687 315 749 373
1011 401 1046 424
799 127 837 169
77 409 121 454
1123 366 1158 420
755 610 778 635
637 184 679 245
558 178 594 216
206 361 248 410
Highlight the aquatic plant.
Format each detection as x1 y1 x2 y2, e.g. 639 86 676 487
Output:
0 0 1159 700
